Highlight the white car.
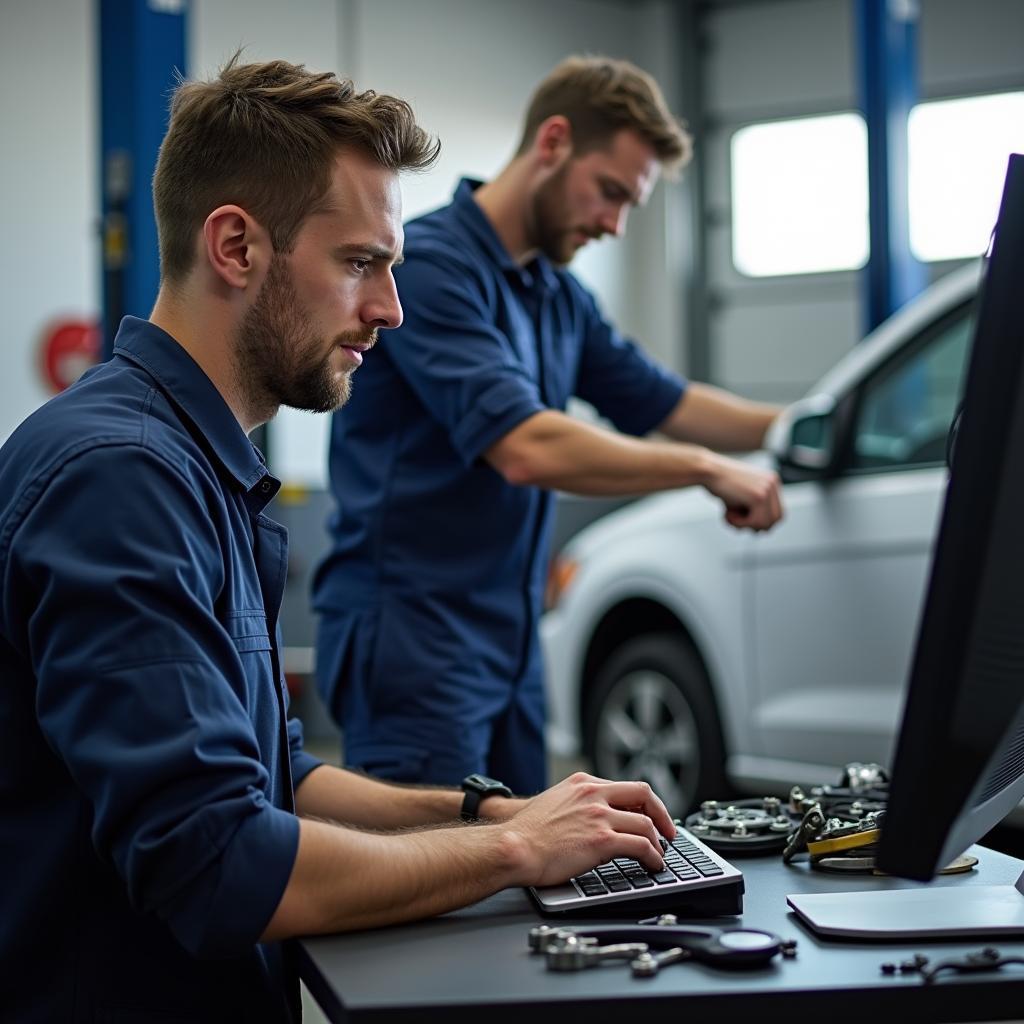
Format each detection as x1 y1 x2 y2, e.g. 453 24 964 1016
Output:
541 264 981 814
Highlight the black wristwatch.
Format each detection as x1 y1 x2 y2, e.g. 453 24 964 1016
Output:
460 773 513 821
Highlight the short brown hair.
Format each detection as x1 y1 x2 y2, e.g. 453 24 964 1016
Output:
153 55 439 283
517 56 692 175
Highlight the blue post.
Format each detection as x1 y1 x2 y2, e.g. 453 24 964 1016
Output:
856 0 927 333
98 0 187 359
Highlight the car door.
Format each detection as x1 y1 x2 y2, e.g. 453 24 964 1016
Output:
746 302 975 776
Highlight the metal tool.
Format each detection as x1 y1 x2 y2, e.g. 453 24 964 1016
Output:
880 947 1024 985
545 936 650 971
782 804 826 863
631 946 692 977
528 915 796 973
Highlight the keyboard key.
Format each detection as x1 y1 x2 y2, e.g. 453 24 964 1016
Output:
627 876 655 889
671 865 700 880
574 872 610 893
651 870 677 884
694 863 725 877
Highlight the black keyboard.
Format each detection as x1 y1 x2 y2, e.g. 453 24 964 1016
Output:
527 826 744 917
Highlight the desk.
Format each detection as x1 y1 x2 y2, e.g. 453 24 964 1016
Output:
297 845 1024 1022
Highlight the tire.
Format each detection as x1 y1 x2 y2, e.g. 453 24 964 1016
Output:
583 633 727 816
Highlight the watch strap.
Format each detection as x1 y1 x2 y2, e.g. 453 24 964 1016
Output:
460 788 486 822
460 774 512 821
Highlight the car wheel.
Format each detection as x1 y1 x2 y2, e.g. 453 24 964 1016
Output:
583 633 727 815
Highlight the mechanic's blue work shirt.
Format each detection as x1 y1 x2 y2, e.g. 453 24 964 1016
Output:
313 179 686 786
0 318 320 1023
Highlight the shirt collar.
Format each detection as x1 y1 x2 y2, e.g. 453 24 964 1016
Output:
452 178 559 294
112 317 278 503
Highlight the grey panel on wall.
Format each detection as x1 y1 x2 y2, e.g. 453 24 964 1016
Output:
703 0 856 120
711 294 861 403
919 0 1024 96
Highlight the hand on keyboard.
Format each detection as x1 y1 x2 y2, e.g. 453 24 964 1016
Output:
529 826 745 917
503 772 676 889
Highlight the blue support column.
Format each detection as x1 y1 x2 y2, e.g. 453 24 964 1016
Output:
856 0 927 333
98 0 187 358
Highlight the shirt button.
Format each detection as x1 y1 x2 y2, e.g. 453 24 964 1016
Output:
259 479 272 494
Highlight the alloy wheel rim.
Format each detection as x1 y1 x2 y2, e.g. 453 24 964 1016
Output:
594 668 700 815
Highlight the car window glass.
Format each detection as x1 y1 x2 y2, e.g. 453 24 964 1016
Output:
850 308 974 472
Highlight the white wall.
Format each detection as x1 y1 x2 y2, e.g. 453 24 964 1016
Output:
190 0 340 84
0 0 98 444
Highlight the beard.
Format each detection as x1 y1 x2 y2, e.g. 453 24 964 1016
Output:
530 162 591 266
233 254 375 422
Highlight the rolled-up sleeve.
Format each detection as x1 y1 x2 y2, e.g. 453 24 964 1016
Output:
287 700 322 786
5 444 298 958
572 282 687 436
388 251 546 465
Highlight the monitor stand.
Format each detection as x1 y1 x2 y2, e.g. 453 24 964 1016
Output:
786 870 1024 939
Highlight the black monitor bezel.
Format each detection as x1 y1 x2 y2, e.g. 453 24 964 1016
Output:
876 152 1024 881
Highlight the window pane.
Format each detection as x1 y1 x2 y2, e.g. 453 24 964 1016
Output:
851 310 974 472
731 113 869 277
909 93 1024 263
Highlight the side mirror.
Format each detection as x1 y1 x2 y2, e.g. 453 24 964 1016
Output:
766 394 837 476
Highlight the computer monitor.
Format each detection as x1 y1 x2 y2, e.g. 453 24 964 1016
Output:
877 151 1024 881
788 152 1024 939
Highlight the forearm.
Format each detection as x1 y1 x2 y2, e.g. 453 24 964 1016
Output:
486 407 783 529
266 772 679 940
261 816 524 939
295 764 524 829
485 409 719 496
659 382 781 452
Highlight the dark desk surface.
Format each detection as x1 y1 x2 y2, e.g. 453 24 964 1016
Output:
297 845 1024 1022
